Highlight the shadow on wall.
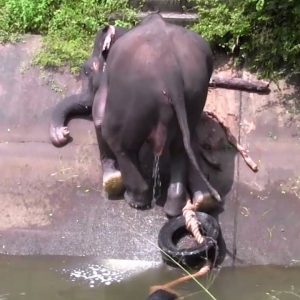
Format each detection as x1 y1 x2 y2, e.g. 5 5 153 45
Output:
138 112 237 265
138 113 236 207
194 113 237 265
195 113 236 199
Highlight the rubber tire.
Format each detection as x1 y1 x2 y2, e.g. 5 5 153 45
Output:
158 212 219 268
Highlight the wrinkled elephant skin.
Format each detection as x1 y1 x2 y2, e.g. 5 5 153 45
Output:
97 14 220 216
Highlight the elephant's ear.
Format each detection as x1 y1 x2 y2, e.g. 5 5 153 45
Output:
93 25 127 59
101 25 116 57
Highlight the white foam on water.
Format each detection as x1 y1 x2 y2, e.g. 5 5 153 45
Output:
62 259 160 288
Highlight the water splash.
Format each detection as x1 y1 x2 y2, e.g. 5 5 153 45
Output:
61 260 159 288
62 264 124 288
152 154 161 204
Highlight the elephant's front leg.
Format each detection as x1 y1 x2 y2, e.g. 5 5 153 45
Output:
94 125 124 198
164 141 188 217
92 75 124 198
50 93 92 147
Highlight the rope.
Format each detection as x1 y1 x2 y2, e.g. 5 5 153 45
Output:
182 199 204 245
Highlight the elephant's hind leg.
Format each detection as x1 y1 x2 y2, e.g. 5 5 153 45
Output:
116 149 152 209
102 123 152 209
164 139 188 217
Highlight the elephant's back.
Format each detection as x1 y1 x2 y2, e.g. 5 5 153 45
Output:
165 24 213 101
107 18 182 88
108 19 169 72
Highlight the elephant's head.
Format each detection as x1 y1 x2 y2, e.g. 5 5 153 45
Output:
80 55 102 93
49 25 127 148
81 25 128 93
92 25 128 60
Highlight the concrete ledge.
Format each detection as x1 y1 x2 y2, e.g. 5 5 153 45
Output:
138 11 198 26
130 0 196 12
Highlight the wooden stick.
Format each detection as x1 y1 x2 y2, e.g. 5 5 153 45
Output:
209 76 270 94
204 111 259 172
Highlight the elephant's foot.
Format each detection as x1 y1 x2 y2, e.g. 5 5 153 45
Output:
192 191 221 212
49 124 71 147
164 183 186 217
125 191 152 210
102 159 124 198
103 170 124 198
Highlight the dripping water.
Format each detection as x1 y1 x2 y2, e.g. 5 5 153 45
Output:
152 154 161 205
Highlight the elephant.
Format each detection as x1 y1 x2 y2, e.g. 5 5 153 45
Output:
49 25 128 195
49 25 128 147
50 15 222 217
94 13 221 216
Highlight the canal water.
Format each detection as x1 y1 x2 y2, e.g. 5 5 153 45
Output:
0 255 299 300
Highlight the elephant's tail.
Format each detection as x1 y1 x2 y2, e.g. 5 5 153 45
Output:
168 86 221 203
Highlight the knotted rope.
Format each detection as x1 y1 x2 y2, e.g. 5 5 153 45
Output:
182 199 205 245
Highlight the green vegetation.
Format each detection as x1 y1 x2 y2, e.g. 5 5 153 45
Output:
0 0 138 73
192 0 300 78
1 0 299 77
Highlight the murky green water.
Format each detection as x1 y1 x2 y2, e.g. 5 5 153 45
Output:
0 255 300 300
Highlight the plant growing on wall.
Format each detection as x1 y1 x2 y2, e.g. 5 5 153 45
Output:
0 0 138 73
192 0 300 78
